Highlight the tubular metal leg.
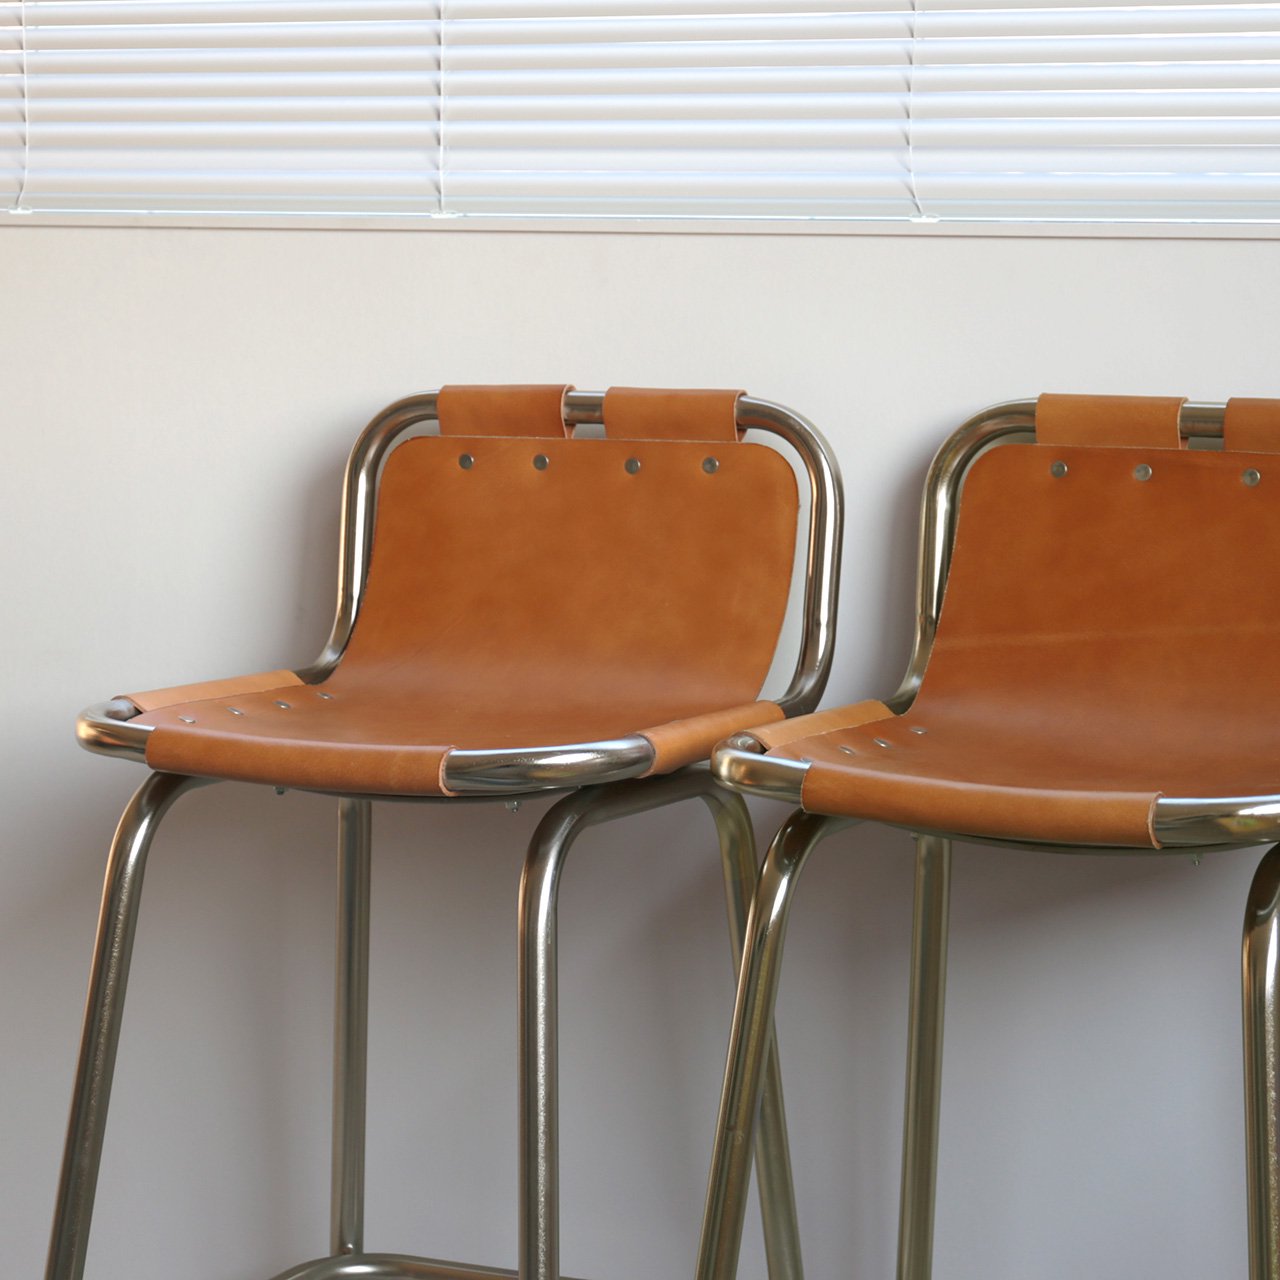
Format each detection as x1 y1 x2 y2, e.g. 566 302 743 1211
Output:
519 804 568 1280
332 798 373 1257
896 834 952 1280
704 785 803 1280
46 771 210 1280
518 771 806 1280
696 810 849 1280
1243 842 1280 1280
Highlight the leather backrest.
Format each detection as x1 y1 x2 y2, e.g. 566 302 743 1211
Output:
923 395 1280 733
334 387 800 721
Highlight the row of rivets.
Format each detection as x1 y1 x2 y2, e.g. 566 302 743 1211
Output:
174 694 331 726
1050 459 1263 485
456 452 721 475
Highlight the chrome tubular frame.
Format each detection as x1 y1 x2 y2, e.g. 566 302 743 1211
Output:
696 810 852 1280
519 770 802 1280
58 388 831 1280
49 769 805 1280
332 798 372 1257
706 398 1280 1280
895 835 951 1280
46 772 213 1280
74 391 842 790
1244 844 1280 1280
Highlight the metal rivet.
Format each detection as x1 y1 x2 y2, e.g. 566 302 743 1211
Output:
274 700 291 710
275 787 287 796
909 725 928 735
533 454 549 471
1244 468 1262 487
227 707 244 716
317 691 334 700
506 799 521 813
1134 463 1153 481
458 453 474 470
178 715 195 724
703 456 720 474
1050 460 1068 478
873 737 891 748
839 745 857 755
625 457 641 475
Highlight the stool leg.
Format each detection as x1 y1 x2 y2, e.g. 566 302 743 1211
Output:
1243 842 1280 1280
46 771 208 1280
519 773 811 1280
332 798 373 1257
896 834 952 1280
696 810 846 1280
703 785 803 1280
519 803 574 1280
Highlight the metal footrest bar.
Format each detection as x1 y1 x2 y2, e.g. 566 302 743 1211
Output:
266 1254 590 1280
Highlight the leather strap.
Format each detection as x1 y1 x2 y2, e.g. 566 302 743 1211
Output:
1037 393 1185 449
753 700 893 752
1224 398 1280 453
124 669 301 714
603 387 743 441
437 384 572 438
641 700 783 774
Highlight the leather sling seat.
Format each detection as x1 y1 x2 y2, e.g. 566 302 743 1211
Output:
116 384 797 795
728 392 1280 849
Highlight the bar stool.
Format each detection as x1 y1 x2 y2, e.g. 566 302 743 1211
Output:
48 384 843 1280
700 394 1280 1280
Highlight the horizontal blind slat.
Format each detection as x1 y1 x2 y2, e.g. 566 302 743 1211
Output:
5 1 1280 224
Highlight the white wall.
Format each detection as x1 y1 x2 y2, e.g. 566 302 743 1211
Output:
4 225 1278 1280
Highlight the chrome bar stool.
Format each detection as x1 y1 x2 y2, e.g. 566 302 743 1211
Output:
48 384 842 1280
699 394 1280 1280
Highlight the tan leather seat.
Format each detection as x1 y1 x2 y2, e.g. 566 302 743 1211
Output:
738 393 1280 847
120 384 797 795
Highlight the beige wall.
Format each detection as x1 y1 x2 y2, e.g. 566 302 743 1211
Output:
5 225 1279 1279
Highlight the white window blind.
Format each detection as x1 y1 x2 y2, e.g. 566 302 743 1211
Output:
1 0 1278 225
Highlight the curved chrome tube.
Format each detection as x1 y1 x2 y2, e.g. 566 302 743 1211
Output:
296 392 441 683
737 396 843 716
1154 796 1280 849
76 700 151 762
888 400 1036 712
711 738 809 806
442 738 656 794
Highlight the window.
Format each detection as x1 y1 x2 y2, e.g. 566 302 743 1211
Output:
4 0 1279 227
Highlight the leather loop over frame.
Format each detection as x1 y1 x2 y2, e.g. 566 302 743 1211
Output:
1224 398 1280 453
1037 393 1185 449
603 387 744 441
437 384 574 438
